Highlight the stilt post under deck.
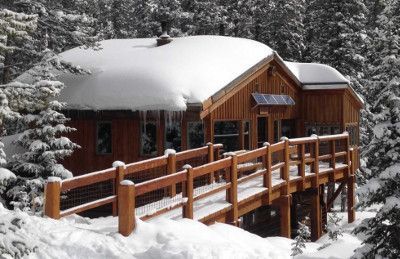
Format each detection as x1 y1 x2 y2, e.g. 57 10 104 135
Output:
347 148 356 223
279 194 291 238
310 188 322 241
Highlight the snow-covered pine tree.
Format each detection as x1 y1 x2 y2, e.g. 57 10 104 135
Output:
263 0 305 61
6 56 80 211
291 219 311 256
353 1 400 258
327 211 343 241
0 8 37 83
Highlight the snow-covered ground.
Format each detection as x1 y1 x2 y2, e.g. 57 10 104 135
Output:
0 203 377 259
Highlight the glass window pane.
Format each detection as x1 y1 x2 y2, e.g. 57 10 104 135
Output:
214 121 239 152
244 121 251 150
188 121 204 149
281 119 295 138
97 122 112 154
141 121 157 156
274 120 281 142
165 121 181 152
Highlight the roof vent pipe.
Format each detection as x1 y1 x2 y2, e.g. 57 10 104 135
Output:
157 21 173 46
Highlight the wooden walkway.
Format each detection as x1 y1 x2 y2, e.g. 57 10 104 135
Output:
44 133 357 241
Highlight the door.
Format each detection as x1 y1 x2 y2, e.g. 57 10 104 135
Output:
257 117 268 148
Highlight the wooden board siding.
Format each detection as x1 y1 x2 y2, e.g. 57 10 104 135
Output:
343 90 360 124
302 90 344 124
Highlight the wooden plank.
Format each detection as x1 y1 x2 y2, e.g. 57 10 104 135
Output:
61 168 116 191
44 179 61 219
310 188 322 241
135 170 186 196
183 167 194 219
237 147 266 164
193 157 231 178
118 182 135 236
61 195 117 217
279 195 291 238
176 146 208 162
167 153 177 197
125 156 168 175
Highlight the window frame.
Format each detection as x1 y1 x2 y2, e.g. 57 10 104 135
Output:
96 121 113 155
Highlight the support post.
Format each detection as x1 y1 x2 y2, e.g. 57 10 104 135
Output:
300 143 306 191
44 177 61 219
279 194 291 238
118 180 135 236
167 151 177 197
207 142 215 184
183 165 194 219
310 188 322 241
227 154 238 225
347 174 356 223
113 165 125 216
282 138 290 195
263 142 272 204
313 136 319 188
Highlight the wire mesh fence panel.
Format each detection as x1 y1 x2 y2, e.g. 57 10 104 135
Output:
125 165 168 206
60 179 113 211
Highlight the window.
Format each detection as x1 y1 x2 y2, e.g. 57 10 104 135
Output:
346 124 358 146
214 121 240 152
257 117 267 148
281 119 296 138
305 123 341 136
188 121 204 149
274 120 281 143
165 120 182 152
140 121 157 156
96 122 112 154
243 121 251 150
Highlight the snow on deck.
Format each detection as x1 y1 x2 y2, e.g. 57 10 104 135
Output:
143 162 348 222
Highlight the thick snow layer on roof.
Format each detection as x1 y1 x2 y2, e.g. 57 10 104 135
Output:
56 36 273 111
285 61 349 87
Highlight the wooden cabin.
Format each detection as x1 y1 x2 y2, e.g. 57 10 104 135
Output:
54 35 363 176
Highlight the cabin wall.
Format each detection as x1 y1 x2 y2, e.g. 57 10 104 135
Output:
343 90 360 124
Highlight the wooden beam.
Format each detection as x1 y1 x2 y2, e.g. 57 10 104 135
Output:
227 155 238 225
183 166 194 219
167 153 177 197
326 181 346 210
347 174 356 223
279 195 291 238
310 188 322 241
118 181 135 236
44 178 61 219
113 165 125 216
207 143 215 184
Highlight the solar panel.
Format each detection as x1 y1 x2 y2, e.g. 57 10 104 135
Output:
252 93 295 106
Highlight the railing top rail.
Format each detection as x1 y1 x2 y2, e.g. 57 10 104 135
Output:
135 169 187 196
270 141 285 152
288 136 318 145
318 132 349 141
237 147 266 163
125 156 168 174
61 167 116 191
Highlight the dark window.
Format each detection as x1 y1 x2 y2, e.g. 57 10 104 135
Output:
141 121 157 156
346 124 358 146
274 120 281 143
96 122 112 154
165 120 182 152
244 121 251 150
281 119 296 138
214 121 240 152
188 121 204 149
257 117 267 147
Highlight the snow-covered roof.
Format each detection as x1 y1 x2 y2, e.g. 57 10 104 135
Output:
284 61 350 89
55 36 274 111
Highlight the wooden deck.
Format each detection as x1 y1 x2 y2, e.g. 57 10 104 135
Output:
44 133 358 241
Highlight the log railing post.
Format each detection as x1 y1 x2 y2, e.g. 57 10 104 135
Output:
330 139 336 170
300 143 306 191
279 194 291 238
182 165 194 219
227 154 238 225
207 142 215 184
44 177 61 219
113 165 125 216
263 142 272 204
312 135 319 188
166 150 177 197
310 188 322 241
282 137 290 195
118 180 135 236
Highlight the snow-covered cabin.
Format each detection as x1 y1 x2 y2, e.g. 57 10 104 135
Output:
48 35 362 175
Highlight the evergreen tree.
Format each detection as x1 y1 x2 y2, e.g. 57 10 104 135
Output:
327 211 343 241
291 219 311 256
354 1 400 257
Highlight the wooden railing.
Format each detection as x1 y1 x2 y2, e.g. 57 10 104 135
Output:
44 133 358 238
